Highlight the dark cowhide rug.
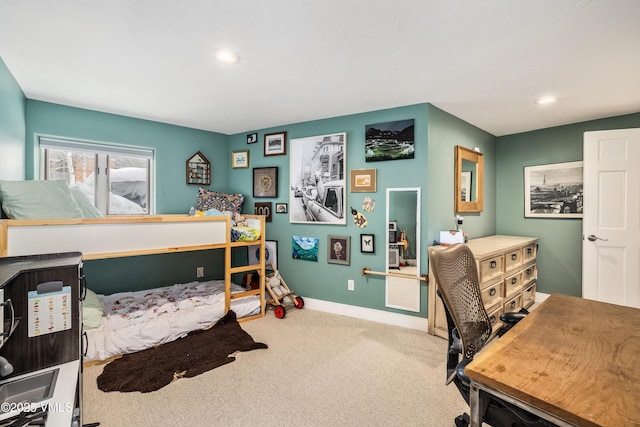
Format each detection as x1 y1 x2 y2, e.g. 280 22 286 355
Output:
96 310 267 393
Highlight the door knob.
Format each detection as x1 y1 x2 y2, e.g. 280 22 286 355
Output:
587 234 608 242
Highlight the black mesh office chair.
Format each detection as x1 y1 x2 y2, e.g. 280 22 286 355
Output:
429 244 553 427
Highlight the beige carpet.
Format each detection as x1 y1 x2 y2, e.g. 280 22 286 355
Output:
82 308 468 426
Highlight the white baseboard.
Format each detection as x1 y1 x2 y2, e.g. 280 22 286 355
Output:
303 297 428 331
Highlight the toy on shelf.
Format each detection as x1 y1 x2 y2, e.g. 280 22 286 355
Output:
265 263 304 319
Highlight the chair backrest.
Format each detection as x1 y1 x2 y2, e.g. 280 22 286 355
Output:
429 244 492 359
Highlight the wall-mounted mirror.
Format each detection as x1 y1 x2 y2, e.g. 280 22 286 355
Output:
386 187 421 312
455 145 484 212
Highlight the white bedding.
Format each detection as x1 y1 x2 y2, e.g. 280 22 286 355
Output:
84 280 260 361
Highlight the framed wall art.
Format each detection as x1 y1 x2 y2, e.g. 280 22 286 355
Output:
292 236 319 262
232 150 249 169
350 168 376 192
328 235 350 265
253 167 278 198
524 161 583 218
264 131 287 156
365 119 414 162
276 203 288 214
360 233 375 253
246 133 258 144
289 132 347 224
248 240 278 269
254 202 272 222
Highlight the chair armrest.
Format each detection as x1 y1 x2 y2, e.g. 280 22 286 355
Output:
499 312 527 325
456 357 473 386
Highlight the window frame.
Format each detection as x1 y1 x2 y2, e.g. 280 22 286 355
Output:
39 135 155 215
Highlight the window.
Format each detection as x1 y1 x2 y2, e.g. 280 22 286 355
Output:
40 137 154 215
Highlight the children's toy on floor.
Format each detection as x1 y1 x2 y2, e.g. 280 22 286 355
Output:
265 263 304 319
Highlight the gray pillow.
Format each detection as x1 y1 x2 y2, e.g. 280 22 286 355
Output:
69 185 105 218
0 180 84 219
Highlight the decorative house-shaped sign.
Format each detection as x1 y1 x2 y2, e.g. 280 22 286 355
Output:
186 151 211 185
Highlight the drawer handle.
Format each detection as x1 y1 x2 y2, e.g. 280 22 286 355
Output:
490 261 497 268
511 254 517 260
527 248 532 254
489 288 496 296
489 315 496 323
526 268 532 275
510 301 516 309
511 277 517 285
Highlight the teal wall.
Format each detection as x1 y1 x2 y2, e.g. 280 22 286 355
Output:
496 112 640 297
427 104 497 243
0 58 26 180
25 100 229 213
229 104 432 317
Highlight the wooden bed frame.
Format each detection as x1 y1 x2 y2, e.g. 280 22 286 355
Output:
0 214 266 321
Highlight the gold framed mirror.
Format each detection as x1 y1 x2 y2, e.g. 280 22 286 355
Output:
454 145 484 212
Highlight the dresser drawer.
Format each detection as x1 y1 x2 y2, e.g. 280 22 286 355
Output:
522 244 537 263
522 264 536 286
479 255 504 283
503 293 523 313
486 304 504 333
481 282 503 307
504 271 523 297
522 283 536 308
505 248 522 272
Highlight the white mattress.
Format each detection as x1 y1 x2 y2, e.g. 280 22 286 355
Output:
84 280 260 361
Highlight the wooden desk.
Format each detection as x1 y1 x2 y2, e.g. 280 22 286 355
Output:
466 293 640 427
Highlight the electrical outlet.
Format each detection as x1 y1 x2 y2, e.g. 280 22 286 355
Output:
348 279 354 291
196 267 205 278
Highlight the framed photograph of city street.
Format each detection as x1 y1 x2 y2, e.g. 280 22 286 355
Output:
264 131 287 156
524 161 583 218
289 132 347 224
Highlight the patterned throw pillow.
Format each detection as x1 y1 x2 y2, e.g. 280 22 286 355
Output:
196 188 244 214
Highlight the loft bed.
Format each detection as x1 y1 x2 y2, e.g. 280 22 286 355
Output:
0 182 266 361
0 214 267 361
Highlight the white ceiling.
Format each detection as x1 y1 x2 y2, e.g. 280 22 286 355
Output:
1 0 639 137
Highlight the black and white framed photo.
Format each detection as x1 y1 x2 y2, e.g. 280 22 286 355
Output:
289 132 347 224
275 203 288 214
328 235 350 265
253 167 278 198
247 133 258 144
524 161 583 218
360 233 375 253
264 131 287 156
248 240 278 269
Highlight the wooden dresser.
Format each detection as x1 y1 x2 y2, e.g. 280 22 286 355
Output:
427 235 538 339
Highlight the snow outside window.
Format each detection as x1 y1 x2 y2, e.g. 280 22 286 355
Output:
40 137 154 215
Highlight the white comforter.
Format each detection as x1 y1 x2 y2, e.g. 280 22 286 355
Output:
85 280 260 361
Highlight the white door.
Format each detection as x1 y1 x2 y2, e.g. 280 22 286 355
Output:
583 128 640 308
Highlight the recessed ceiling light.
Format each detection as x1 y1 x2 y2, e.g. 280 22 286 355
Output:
213 49 240 65
535 96 557 105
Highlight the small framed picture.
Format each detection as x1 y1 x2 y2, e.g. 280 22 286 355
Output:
350 168 377 192
275 203 288 214
253 167 278 198
328 235 350 265
254 202 272 222
264 131 287 156
232 150 249 169
360 234 375 253
248 240 278 270
247 133 258 144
